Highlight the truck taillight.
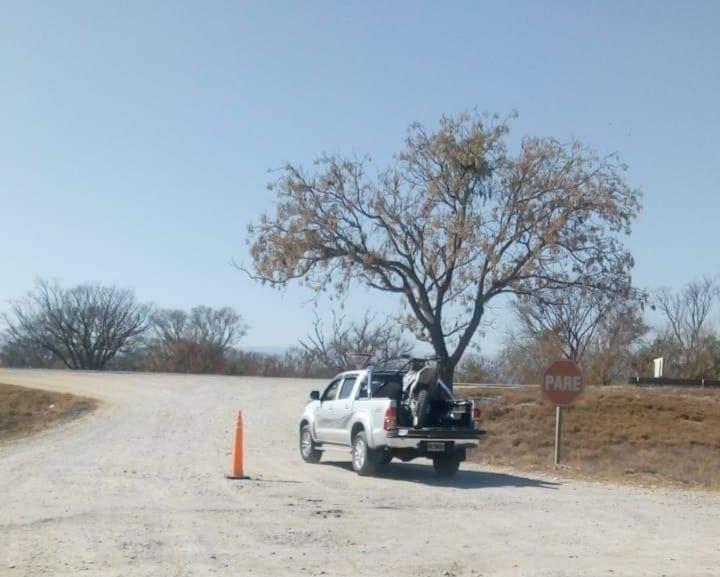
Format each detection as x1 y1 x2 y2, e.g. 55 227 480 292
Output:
472 406 482 421
383 405 397 431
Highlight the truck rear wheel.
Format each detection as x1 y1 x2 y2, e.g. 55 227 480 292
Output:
300 424 321 463
433 453 461 477
352 431 378 476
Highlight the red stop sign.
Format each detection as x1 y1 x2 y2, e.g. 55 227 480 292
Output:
542 360 584 406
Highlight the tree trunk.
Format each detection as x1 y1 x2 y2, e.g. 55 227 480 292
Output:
438 358 456 389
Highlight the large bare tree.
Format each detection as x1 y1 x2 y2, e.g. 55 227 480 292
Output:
246 112 641 384
2 280 151 370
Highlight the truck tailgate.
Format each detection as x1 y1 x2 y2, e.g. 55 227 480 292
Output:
387 427 485 440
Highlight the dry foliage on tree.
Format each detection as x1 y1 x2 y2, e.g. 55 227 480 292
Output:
247 112 641 383
2 280 150 370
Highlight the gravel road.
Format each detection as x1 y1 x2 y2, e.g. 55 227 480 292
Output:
1 369 718 577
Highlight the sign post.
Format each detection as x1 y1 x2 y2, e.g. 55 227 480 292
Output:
542 359 584 465
554 406 562 465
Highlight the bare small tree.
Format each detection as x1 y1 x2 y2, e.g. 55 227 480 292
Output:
151 306 247 350
298 312 413 372
151 309 188 344
2 280 151 370
511 287 647 383
514 287 642 362
585 300 648 384
246 112 641 384
497 330 564 385
145 306 247 373
514 289 604 362
654 277 719 376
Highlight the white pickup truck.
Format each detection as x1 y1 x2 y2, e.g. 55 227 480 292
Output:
299 367 484 476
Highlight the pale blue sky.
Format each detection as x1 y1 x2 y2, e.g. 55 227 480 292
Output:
1 1 718 353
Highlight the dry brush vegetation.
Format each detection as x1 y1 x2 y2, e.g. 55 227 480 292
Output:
0 383 97 443
465 385 720 490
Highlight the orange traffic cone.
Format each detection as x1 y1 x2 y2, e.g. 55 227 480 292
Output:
226 411 249 479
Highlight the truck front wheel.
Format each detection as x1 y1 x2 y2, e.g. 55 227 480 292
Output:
352 431 378 476
433 453 461 477
300 424 322 463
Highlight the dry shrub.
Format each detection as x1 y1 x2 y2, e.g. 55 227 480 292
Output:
141 340 226 374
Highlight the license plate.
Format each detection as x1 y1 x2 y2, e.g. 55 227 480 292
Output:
427 442 446 452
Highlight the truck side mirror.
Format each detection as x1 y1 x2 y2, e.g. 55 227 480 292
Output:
309 390 320 401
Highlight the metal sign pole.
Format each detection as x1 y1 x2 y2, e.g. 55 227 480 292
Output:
554 405 563 465
542 359 583 467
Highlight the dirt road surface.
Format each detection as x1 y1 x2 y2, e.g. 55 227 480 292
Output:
1 369 718 577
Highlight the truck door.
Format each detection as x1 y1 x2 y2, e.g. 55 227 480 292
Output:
314 378 341 442
326 375 359 445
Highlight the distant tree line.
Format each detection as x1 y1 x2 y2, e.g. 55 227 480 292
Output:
0 280 411 378
455 276 720 384
2 277 718 383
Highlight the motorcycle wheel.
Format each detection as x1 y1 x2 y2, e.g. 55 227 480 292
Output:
414 388 430 428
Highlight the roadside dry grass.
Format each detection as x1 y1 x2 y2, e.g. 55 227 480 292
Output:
0 383 97 443
463 385 720 490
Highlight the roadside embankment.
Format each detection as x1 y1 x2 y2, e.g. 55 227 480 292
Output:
0 382 97 443
466 384 720 489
